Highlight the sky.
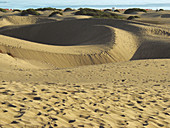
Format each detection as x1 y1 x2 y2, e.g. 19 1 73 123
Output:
0 0 170 9
2 0 170 5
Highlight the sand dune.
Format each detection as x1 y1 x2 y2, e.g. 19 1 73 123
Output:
0 17 13 27
0 18 169 68
134 11 170 25
0 10 170 128
0 59 169 127
0 19 138 68
0 20 114 46
0 16 57 27
161 14 170 18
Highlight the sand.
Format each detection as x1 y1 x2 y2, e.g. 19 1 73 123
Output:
0 9 170 128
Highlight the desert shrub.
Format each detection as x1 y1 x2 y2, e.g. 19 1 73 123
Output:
76 8 101 14
156 9 164 12
75 8 123 19
49 11 63 17
36 7 62 11
124 8 147 14
0 8 7 12
127 15 140 20
104 9 112 12
55 9 62 11
127 16 135 20
159 9 164 11
134 16 140 18
21 9 40 16
64 8 73 12
13 9 21 12
114 9 120 13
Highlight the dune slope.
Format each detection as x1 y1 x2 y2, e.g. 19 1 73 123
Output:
0 12 170 128
0 19 169 68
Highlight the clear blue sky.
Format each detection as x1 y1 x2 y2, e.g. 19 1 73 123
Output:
1 0 170 9
4 0 170 5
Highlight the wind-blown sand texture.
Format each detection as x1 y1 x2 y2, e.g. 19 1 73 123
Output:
0 10 170 128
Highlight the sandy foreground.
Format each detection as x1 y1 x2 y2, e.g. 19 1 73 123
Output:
0 10 170 128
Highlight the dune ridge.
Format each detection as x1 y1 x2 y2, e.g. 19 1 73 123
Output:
0 19 138 67
0 18 169 68
0 27 137 68
0 16 57 27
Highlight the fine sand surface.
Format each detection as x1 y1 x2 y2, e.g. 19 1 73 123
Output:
0 10 170 128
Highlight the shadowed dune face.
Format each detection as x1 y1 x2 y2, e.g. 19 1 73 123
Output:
0 20 113 46
161 14 170 18
0 18 170 68
131 41 170 60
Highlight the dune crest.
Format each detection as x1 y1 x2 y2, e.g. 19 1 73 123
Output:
0 16 57 27
0 19 170 67
0 19 139 67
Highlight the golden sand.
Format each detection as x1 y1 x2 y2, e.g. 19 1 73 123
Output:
0 10 169 128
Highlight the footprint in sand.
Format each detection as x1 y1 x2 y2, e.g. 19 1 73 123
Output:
11 121 19 124
8 103 17 108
